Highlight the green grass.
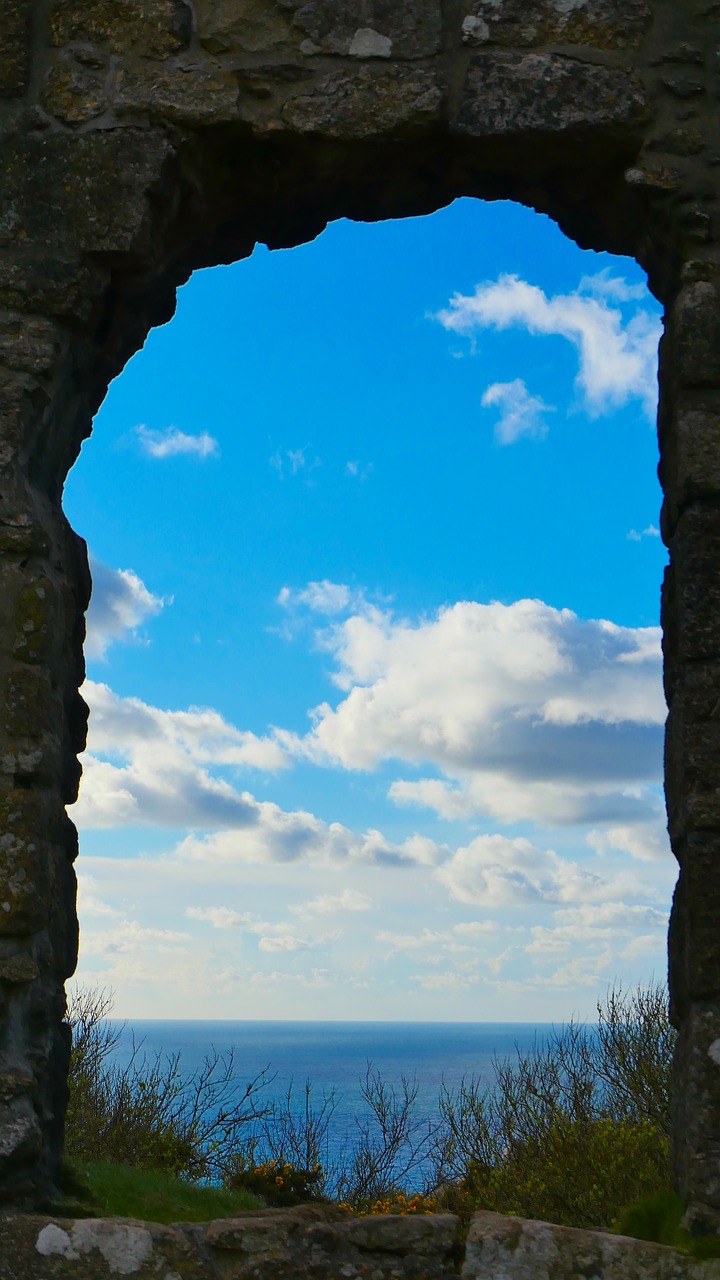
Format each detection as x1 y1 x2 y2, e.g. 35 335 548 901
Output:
613 1192 720 1260
60 1162 263 1224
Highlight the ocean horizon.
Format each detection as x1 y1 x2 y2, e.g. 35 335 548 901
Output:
110 1020 559 1158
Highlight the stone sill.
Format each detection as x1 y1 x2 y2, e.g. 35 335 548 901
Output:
0 1204 718 1279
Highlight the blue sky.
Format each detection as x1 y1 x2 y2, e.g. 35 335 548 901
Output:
63 197 673 1020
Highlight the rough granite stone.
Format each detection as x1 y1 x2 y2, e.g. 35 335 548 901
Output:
0 1209 715 1280
276 0 442 58
281 66 443 135
196 0 296 55
49 0 192 58
456 52 648 137
0 1 30 97
462 0 652 50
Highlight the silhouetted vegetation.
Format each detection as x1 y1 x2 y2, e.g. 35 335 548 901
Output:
64 982 676 1232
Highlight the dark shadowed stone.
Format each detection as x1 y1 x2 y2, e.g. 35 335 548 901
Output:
0 316 66 378
0 132 173 254
671 280 720 388
42 60 109 125
672 1006 720 1225
668 507 720 665
461 0 652 50
0 0 30 96
455 53 648 137
346 1213 458 1254
670 836 720 1017
49 0 192 58
276 0 442 58
0 792 52 936
115 65 240 124
281 66 442 136
196 0 295 55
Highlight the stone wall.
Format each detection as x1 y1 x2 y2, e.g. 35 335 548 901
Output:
1 0 720 1227
2 1206 720 1280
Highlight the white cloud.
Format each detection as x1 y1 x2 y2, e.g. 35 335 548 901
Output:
587 819 670 863
270 446 321 477
436 834 647 909
71 680 289 830
628 525 661 542
174 821 442 870
86 558 165 659
579 270 648 304
278 580 363 616
290 889 372 916
136 425 219 459
524 902 668 960
289 595 665 827
186 906 252 929
258 934 313 953
481 378 553 444
434 272 661 419
80 919 191 958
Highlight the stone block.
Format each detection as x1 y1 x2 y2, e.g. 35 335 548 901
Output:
0 950 40 984
672 1004 720 1222
0 791 52 937
669 836 720 1017
42 60 109 126
463 1210 714 1278
454 53 647 138
0 131 173 256
196 0 295 55
661 406 720 516
666 706 720 835
0 369 46 473
460 0 651 50
346 1214 458 1255
276 0 442 58
0 251 105 322
670 279 720 390
4 667 60 742
666 507 720 664
49 0 192 58
0 0 30 97
12 579 56 666
281 66 442 137
115 66 240 125
0 314 66 377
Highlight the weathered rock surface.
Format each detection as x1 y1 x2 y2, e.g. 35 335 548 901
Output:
0 1208 718 1280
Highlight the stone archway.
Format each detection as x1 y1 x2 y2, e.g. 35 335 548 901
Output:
1 0 718 1223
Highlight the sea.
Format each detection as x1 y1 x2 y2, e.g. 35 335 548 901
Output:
110 1020 556 1187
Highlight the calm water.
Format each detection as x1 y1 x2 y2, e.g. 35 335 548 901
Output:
111 1020 555 1177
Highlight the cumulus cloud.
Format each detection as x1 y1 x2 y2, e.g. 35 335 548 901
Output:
86 558 165 659
288 595 665 827
71 680 289 830
587 819 670 863
434 272 661 419
436 834 647 909
481 378 553 444
523 901 668 960
136 425 219 459
174 822 442 870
